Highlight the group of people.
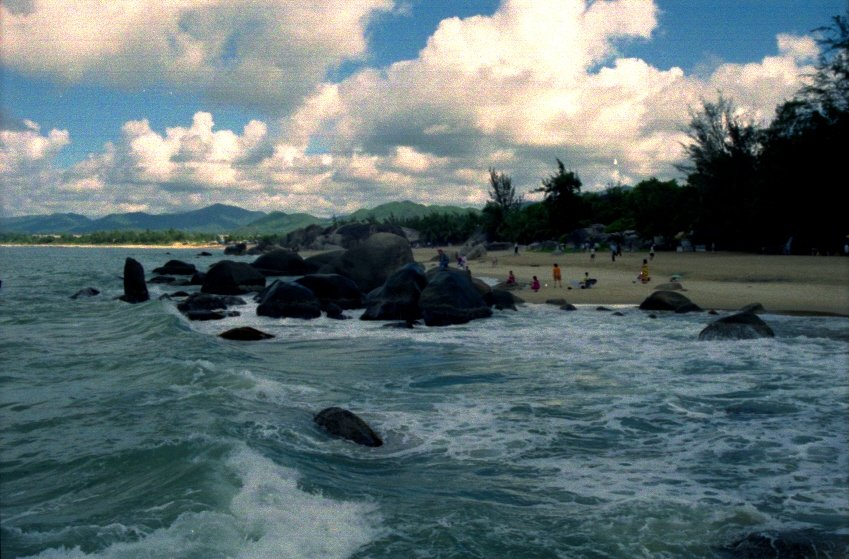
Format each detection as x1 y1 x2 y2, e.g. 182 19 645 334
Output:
437 248 469 272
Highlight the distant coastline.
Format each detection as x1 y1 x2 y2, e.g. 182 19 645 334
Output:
0 243 222 250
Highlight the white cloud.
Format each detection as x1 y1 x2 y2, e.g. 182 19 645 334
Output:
1 0 823 217
1 0 393 113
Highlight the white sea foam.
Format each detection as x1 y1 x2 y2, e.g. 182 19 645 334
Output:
20 446 381 559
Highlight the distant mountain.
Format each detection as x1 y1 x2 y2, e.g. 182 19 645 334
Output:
345 200 478 222
1 204 267 234
0 213 92 234
0 201 480 236
237 211 331 235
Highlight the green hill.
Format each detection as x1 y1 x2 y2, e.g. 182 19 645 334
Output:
345 200 478 222
237 211 330 235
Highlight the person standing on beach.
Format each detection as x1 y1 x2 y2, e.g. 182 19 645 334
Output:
531 276 540 292
610 243 617 262
590 246 596 261
637 259 650 283
552 263 562 288
649 244 655 260
514 242 519 255
437 249 449 271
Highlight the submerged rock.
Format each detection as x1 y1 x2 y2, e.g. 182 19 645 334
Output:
256 280 321 319
219 327 275 341
314 407 383 447
639 290 701 313
724 530 849 558
70 287 100 299
152 259 197 275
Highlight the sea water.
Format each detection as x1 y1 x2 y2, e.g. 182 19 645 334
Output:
1 246 847 558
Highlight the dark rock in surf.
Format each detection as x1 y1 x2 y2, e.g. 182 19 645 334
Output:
295 274 363 310
256 280 321 319
419 268 492 326
71 287 100 299
219 327 275 341
319 233 414 293
251 249 318 276
361 263 427 321
149 275 176 284
639 290 701 313
560 303 577 311
177 292 246 314
152 259 197 275
185 310 236 321
698 311 775 341
201 261 266 295
224 242 247 255
119 257 149 303
314 407 383 447
485 289 518 311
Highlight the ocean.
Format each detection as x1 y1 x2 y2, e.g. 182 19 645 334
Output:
1 246 847 558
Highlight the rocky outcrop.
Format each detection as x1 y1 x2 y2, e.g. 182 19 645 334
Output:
295 274 363 310
71 287 100 299
304 250 345 270
223 242 247 255
698 311 775 341
419 268 492 326
361 263 428 321
177 293 246 314
219 327 275 341
639 290 702 313
256 280 322 319
724 530 849 558
484 289 517 311
251 249 318 276
119 257 149 303
201 261 266 295
184 310 238 321
320 233 414 293
314 407 383 447
152 259 197 275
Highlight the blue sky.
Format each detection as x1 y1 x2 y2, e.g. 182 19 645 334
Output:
1 0 844 217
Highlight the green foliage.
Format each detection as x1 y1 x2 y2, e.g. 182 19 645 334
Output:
533 159 586 237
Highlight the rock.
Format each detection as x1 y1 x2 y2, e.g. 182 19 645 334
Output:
219 327 275 340
361 263 427 321
304 250 345 270
382 321 418 328
322 233 415 293
295 274 363 310
251 249 319 276
545 298 569 305
485 289 517 311
639 290 702 313
654 281 685 291
177 293 246 313
119 257 149 303
152 259 197 275
314 407 383 447
461 243 487 261
223 242 247 255
560 303 577 311
71 287 100 299
419 268 492 326
596 306 612 311
739 302 766 314
149 275 177 284
698 311 775 341
185 310 237 321
198 251 213 256
201 261 266 295
323 302 350 320
256 280 322 319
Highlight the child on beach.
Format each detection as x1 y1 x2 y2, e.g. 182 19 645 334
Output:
637 259 650 283
531 276 541 292
552 263 562 288
506 270 516 285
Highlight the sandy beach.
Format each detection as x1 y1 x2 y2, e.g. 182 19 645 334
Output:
410 247 849 317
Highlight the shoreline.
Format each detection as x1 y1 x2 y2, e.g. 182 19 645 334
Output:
3 243 847 317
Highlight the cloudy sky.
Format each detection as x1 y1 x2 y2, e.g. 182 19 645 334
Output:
1 0 843 218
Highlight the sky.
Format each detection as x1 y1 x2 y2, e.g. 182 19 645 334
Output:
1 0 844 218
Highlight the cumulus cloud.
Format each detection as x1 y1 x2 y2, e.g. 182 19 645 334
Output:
1 0 393 113
1 0 822 217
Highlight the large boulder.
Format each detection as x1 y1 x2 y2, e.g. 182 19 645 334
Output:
223 242 247 255
295 274 363 310
251 249 318 276
322 233 414 293
119 257 149 303
304 250 345 270
152 259 197 275
361 263 428 321
484 289 518 311
256 280 322 319
314 407 383 447
419 268 493 326
639 290 702 313
698 311 775 341
201 260 266 295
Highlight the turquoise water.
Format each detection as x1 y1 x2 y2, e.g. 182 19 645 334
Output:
1 246 848 558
